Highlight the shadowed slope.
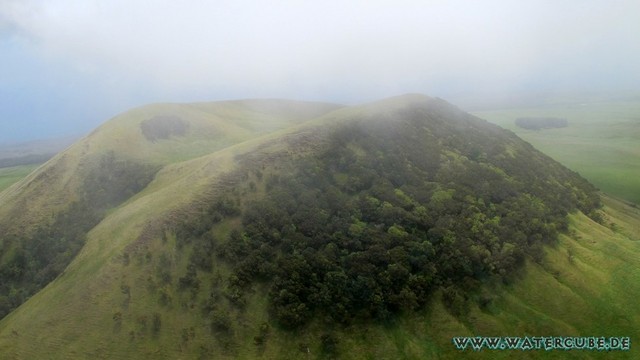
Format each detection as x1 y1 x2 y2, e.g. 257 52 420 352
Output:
0 99 343 319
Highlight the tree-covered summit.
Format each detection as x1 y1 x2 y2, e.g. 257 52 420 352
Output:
171 95 600 328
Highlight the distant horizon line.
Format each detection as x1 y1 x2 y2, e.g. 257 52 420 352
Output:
2 90 639 145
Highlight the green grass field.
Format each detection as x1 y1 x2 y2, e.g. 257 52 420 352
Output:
0 164 41 193
473 101 640 205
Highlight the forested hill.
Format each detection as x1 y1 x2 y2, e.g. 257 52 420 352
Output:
0 94 608 358
166 94 601 329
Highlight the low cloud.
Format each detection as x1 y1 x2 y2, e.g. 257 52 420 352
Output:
1 0 639 140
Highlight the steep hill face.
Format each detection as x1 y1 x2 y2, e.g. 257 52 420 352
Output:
0 95 629 359
0 99 343 318
149 95 602 335
186 96 601 329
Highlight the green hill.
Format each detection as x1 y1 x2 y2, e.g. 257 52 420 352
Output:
0 99 342 319
0 95 637 359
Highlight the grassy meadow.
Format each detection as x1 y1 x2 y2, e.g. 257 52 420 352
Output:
473 101 640 205
0 164 42 193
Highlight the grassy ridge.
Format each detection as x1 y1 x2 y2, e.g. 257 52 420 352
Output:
0 99 344 324
473 101 640 204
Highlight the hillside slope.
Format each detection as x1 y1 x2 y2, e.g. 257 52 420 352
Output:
0 99 343 318
473 101 640 205
0 95 635 359
1 196 637 359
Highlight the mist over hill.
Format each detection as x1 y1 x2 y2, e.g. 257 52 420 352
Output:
1 95 635 359
161 95 600 329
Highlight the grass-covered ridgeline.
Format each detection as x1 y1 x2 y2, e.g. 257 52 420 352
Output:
0 99 344 322
0 153 159 318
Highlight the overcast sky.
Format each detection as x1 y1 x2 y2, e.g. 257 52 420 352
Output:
1 0 639 143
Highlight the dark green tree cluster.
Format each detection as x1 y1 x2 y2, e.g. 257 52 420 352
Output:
140 115 189 142
0 153 158 319
172 106 600 329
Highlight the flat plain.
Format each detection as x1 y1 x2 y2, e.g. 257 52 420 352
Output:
0 164 41 193
473 100 640 205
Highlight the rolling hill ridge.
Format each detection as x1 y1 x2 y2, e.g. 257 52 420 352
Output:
0 99 342 319
0 94 637 359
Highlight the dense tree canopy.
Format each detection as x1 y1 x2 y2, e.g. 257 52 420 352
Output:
172 104 600 329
